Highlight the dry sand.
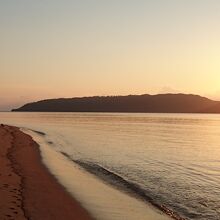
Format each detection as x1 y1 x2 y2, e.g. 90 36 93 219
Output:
0 124 93 220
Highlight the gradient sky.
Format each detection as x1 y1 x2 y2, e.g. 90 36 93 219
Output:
1 0 220 110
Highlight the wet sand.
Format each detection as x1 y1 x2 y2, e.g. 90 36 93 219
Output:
0 124 93 220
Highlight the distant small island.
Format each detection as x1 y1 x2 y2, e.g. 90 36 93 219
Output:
12 93 220 113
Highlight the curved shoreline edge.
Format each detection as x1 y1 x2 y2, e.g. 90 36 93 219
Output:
0 124 93 220
65 158 186 220
27 129 182 220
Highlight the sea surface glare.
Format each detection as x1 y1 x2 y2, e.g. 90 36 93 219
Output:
1 112 220 220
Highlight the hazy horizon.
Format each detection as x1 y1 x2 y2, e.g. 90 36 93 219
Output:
1 0 220 110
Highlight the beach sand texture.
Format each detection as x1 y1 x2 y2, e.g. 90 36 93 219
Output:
0 124 92 220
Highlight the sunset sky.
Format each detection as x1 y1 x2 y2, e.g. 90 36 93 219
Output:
1 0 220 110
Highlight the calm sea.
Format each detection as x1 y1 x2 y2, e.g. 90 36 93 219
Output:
0 112 220 220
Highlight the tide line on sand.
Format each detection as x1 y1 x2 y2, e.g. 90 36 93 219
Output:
25 128 174 220
0 124 93 220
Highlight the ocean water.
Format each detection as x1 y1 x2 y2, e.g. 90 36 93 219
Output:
0 112 220 220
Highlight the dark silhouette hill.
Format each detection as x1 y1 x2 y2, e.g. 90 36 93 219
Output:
12 94 220 113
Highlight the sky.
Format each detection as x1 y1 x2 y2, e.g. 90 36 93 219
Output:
1 0 220 111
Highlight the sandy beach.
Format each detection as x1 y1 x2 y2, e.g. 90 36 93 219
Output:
0 124 93 220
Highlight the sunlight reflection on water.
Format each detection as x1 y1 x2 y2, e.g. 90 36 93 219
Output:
1 112 220 220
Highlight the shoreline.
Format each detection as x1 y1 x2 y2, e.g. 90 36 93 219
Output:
0 123 183 220
0 124 93 220
26 128 176 220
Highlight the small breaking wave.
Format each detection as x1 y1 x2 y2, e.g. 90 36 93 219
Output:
30 129 46 136
60 151 185 220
